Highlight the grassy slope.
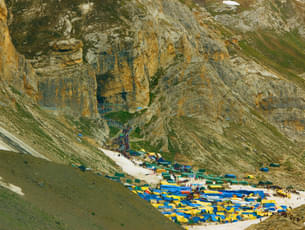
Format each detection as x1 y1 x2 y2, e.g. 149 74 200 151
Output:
247 205 305 230
0 150 182 230
239 30 305 90
0 99 117 173
0 187 65 230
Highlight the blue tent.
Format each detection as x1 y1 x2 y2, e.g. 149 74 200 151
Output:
210 214 218 222
263 203 276 208
192 217 201 223
225 174 237 179
260 167 269 172
129 150 142 156
201 215 210 222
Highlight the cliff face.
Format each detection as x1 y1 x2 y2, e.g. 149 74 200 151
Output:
33 38 98 117
0 0 37 98
3 0 99 118
3 0 305 186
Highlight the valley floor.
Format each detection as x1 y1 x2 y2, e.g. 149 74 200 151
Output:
101 148 305 230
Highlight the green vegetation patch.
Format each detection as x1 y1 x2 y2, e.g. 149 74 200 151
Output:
0 187 66 230
239 31 305 90
71 117 96 137
15 103 53 141
130 127 143 138
105 111 135 124
109 126 120 137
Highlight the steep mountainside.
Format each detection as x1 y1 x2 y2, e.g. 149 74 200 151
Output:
0 150 182 230
1 0 305 188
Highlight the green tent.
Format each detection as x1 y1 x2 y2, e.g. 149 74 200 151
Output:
239 181 249 185
170 169 180 173
181 172 194 177
163 175 171 180
115 172 125 178
231 180 239 185
198 169 206 173
196 174 205 179
206 180 213 185
134 179 141 183
270 163 280 167
215 180 224 185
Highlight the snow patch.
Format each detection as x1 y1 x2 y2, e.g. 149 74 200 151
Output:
0 139 13 151
0 176 24 196
223 1 240 6
0 125 49 161
100 148 161 184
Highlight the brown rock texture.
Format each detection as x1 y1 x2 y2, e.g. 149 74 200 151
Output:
0 0 37 97
33 38 98 118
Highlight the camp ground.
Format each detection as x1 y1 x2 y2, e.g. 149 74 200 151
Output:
99 148 305 229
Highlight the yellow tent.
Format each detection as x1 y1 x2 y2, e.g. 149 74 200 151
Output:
168 195 182 200
203 190 221 194
208 185 224 189
156 168 167 173
140 186 150 191
184 209 201 215
161 180 178 186
277 190 291 198
148 152 156 157
216 206 226 212
177 215 189 223
262 199 276 204
151 203 164 208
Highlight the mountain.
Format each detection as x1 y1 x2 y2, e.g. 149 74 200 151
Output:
1 0 305 196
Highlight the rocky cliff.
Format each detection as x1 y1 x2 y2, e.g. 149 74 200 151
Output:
0 0 113 173
2 0 305 187
34 38 98 117
0 0 37 98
